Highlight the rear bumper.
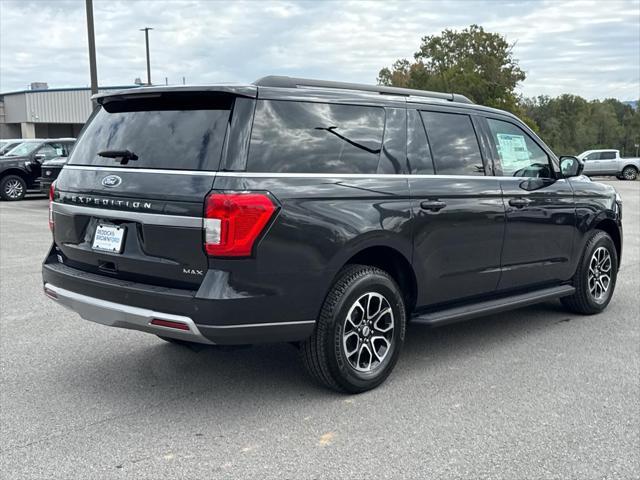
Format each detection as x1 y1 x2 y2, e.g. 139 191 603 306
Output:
42 254 316 345
44 283 214 344
38 178 53 192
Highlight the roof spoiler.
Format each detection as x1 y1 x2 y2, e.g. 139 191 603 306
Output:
92 85 258 104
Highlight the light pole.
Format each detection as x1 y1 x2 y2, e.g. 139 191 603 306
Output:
85 0 98 105
140 27 153 85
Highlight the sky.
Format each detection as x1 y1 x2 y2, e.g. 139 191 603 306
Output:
0 0 638 100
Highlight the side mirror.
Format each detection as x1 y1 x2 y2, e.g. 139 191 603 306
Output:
559 156 584 178
33 153 46 162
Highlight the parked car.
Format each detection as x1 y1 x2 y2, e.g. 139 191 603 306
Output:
577 149 640 180
0 138 32 156
0 138 75 200
38 156 70 193
0 138 48 157
42 77 622 392
0 138 50 157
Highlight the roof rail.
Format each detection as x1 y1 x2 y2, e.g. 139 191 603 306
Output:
253 75 473 104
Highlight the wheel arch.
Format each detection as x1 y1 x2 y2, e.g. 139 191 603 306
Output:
0 168 29 182
338 244 417 314
594 218 622 266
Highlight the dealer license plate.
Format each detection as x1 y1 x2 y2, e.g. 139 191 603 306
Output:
92 224 126 253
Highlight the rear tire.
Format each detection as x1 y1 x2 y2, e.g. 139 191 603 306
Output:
0 175 27 201
561 230 618 314
301 264 406 393
622 166 638 181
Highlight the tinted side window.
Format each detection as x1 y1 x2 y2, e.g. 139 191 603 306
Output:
63 142 75 157
584 152 600 161
420 111 484 175
486 118 551 177
248 100 385 174
600 151 616 160
46 142 70 157
38 144 60 160
378 107 405 174
407 109 434 174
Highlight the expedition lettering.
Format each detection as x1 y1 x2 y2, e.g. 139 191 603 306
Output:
70 195 152 210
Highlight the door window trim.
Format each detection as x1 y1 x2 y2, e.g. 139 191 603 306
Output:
63 164 503 180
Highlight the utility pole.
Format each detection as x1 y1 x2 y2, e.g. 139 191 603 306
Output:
85 0 98 105
140 27 153 85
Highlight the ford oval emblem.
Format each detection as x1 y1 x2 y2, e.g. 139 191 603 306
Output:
102 175 122 188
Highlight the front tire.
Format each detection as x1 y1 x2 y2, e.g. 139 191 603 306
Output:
622 166 638 181
561 230 618 314
0 175 27 201
301 264 406 393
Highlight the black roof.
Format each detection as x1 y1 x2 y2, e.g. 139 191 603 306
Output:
254 75 473 104
92 76 517 120
95 75 472 104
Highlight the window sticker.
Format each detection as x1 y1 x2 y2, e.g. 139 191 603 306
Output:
496 133 530 171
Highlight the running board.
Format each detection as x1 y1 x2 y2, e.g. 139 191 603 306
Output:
411 285 575 327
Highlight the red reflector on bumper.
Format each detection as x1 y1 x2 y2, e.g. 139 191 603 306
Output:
44 287 57 299
150 319 190 331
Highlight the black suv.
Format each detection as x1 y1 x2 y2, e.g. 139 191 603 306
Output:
38 156 71 194
0 139 75 200
42 77 622 392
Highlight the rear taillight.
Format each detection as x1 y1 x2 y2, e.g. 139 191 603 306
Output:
48 182 55 231
204 192 277 257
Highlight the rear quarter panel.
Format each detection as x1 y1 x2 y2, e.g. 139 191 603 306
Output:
208 174 412 323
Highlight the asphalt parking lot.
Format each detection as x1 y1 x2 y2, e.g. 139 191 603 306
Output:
1 180 638 479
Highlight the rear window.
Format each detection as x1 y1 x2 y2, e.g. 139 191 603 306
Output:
69 93 232 171
248 100 385 174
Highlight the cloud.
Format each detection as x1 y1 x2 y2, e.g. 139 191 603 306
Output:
0 0 638 100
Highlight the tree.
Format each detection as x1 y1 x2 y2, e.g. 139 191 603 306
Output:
378 24 640 156
521 95 639 156
378 25 526 112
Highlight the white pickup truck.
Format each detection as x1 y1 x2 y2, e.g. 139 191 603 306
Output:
577 149 640 180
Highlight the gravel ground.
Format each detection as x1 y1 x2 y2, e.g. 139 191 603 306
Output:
1 180 638 479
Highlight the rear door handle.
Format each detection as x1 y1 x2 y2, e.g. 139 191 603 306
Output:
509 197 532 208
420 200 447 212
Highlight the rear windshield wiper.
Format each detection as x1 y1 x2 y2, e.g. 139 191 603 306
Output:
97 149 139 165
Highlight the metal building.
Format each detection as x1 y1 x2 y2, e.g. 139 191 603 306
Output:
0 85 135 139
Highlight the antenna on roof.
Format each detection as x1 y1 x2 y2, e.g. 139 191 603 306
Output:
253 75 473 104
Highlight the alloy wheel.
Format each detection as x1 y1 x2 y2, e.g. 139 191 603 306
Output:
342 292 394 373
623 168 637 180
588 246 612 303
4 179 24 199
